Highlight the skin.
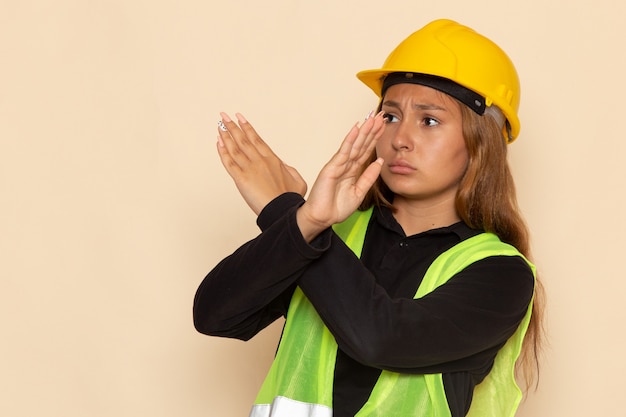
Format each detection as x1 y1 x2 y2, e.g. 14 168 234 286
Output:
216 111 386 242
376 83 469 236
216 112 308 216
216 83 469 242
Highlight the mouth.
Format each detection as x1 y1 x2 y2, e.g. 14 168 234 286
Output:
388 160 416 175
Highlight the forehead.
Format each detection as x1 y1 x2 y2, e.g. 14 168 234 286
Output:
382 83 460 111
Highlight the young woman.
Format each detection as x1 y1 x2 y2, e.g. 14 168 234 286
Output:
194 19 544 417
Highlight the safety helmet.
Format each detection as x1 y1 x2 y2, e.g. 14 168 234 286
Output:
357 19 521 142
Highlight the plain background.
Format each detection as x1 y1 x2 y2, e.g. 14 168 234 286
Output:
1 0 625 415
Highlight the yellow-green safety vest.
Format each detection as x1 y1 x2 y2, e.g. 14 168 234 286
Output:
250 208 535 417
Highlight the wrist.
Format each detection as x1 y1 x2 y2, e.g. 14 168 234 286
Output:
257 192 305 231
296 204 330 243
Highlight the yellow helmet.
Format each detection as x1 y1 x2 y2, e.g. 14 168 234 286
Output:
357 19 521 142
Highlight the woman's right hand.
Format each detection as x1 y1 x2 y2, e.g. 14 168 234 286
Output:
296 111 386 242
216 112 307 216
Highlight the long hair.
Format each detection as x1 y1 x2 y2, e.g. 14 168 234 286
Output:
359 101 545 390
456 104 545 390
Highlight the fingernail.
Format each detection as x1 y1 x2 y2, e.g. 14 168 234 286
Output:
219 112 232 122
235 113 248 124
365 110 374 120
218 120 227 131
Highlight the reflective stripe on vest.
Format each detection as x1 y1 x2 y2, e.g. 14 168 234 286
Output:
251 208 535 417
250 396 332 417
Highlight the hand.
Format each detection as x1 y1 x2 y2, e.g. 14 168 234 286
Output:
216 112 307 216
297 111 386 242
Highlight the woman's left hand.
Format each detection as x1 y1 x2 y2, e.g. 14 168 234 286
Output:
216 112 307 216
296 111 386 242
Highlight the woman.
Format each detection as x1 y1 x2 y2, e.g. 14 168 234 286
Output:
194 19 544 417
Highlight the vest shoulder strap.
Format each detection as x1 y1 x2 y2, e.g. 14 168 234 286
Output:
332 207 373 258
416 231 533 297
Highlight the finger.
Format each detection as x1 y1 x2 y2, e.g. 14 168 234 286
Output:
216 135 245 177
354 157 384 196
216 112 256 174
348 110 384 161
325 112 380 174
219 112 262 159
222 112 274 163
217 131 225 148
361 111 385 146
346 113 373 157
346 111 383 165
334 122 360 163
217 112 248 162
235 113 277 158
357 112 386 164
219 112 279 175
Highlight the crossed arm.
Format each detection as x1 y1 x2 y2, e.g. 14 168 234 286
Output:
215 111 386 241
196 114 533 372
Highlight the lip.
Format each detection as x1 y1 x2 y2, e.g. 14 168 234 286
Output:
388 160 416 174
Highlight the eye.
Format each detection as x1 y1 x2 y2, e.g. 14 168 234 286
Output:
383 113 399 123
423 117 439 127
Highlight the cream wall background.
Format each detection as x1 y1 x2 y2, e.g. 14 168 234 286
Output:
1 0 624 416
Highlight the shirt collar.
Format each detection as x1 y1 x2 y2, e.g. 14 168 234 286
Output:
373 205 480 240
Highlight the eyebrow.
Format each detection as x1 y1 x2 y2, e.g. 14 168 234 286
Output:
382 100 448 112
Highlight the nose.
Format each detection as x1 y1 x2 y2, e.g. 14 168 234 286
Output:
391 121 414 152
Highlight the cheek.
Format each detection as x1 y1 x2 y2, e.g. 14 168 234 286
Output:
378 123 399 145
425 136 468 178
444 128 468 167
449 145 469 177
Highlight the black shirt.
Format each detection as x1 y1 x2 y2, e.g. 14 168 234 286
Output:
193 193 534 416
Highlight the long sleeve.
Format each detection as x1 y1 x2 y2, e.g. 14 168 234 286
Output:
192 193 330 340
194 198 535 417
296 219 534 374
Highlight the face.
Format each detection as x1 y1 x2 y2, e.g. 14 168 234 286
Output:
377 83 469 206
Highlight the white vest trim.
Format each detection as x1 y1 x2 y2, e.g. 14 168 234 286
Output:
249 396 332 417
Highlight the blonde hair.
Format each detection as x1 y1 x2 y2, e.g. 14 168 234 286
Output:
359 101 545 390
